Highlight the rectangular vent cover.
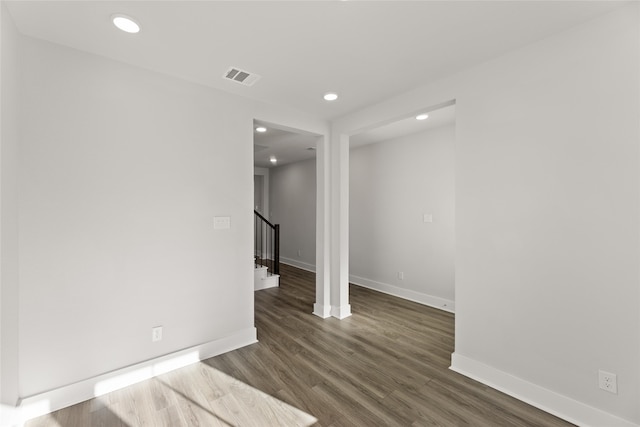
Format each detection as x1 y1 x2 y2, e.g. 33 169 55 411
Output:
224 67 261 86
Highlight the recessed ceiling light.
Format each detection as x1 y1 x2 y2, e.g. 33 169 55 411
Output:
112 14 140 34
270 156 277 164
416 114 429 120
255 126 267 133
324 93 338 101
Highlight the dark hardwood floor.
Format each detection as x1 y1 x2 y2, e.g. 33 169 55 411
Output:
27 263 574 426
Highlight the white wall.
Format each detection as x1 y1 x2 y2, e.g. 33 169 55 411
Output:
0 14 329 412
333 4 639 425
1 1 21 406
253 167 269 219
350 125 455 311
17 35 259 400
453 6 639 423
269 158 316 271
9 29 328 413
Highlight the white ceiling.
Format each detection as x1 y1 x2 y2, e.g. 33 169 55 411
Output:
7 1 626 169
255 103 455 168
5 1 627 122
254 123 320 168
350 103 456 149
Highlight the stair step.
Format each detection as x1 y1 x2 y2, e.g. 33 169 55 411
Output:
254 266 268 280
254 264 279 290
255 274 279 291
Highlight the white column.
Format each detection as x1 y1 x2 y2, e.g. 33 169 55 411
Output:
1 1 21 407
330 132 351 319
314 135 331 318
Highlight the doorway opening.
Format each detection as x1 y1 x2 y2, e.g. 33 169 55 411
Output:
253 120 322 291
347 102 456 313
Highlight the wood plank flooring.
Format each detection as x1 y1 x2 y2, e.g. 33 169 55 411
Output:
26 263 574 426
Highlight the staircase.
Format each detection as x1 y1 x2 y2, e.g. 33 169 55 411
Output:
254 263 279 290
254 210 280 290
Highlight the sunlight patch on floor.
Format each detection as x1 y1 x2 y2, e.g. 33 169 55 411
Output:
94 351 201 397
24 351 317 427
101 362 318 426
3 400 53 427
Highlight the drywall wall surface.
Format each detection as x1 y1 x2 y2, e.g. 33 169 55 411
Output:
269 158 316 269
0 2 21 406
454 5 639 423
17 36 256 398
350 125 455 304
254 167 269 221
333 4 640 424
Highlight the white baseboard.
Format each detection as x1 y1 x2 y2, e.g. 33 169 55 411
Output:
450 353 639 427
313 303 331 318
280 257 316 273
16 328 257 425
349 274 455 313
330 304 352 319
279 264 455 315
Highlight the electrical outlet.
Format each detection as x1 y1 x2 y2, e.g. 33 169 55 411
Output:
398 272 404 280
297 249 302 257
152 326 163 342
598 370 617 394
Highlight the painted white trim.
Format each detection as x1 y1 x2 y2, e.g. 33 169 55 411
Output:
313 303 331 319
254 274 279 290
330 304 351 319
17 328 258 424
315 132 331 328
349 274 455 313
280 257 316 273
253 167 269 220
450 353 639 427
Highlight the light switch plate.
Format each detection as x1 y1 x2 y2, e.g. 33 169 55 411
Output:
214 216 231 229
152 326 163 342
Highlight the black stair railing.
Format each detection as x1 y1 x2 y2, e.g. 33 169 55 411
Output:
254 210 280 275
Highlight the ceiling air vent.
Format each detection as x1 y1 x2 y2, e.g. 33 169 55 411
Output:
223 67 261 86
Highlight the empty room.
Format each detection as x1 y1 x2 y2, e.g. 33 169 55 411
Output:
1 1 639 426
